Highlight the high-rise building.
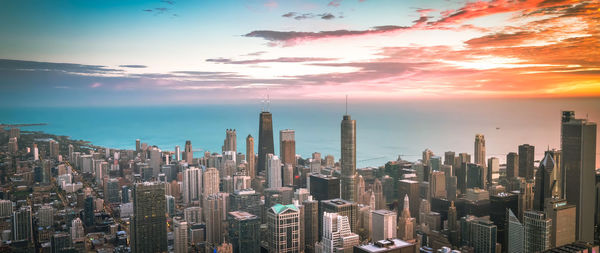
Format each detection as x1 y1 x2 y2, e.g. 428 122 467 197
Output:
49 139 60 159
136 139 141 153
70 217 85 242
228 211 260 253
430 171 446 199
507 209 524 253
203 167 220 196
398 179 419 222
447 201 458 245
518 179 534 221
204 193 228 246
466 163 485 189
37 205 54 227
184 140 193 164
545 149 562 198
471 219 497 253
174 145 180 161
423 149 434 165
166 195 175 217
518 144 535 180
372 209 397 242
398 195 415 241
487 157 499 185
320 198 358 238
309 173 340 201
246 135 255 179
373 179 385 210
266 204 300 253
84 196 94 226
105 178 121 204
561 111 596 242
322 212 360 253
173 217 188 253
341 113 357 202
229 189 261 216
280 129 296 167
131 182 167 253
354 239 416 253
267 154 282 188
444 151 455 166
524 211 551 252
258 111 274 174
223 129 237 152
0 200 12 217
13 206 32 241
490 192 518 250
474 134 486 168
506 152 519 179
534 153 555 211
545 198 576 247
51 232 72 253
184 206 202 224
303 197 319 253
183 167 202 203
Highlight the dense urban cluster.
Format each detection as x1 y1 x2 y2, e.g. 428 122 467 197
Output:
0 109 597 253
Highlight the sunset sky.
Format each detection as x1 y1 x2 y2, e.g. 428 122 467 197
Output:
1 0 599 106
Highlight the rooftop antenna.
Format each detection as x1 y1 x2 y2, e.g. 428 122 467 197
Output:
345 95 348 115
267 92 271 112
260 95 265 112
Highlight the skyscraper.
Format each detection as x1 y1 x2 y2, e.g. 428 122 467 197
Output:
223 129 237 152
545 149 562 198
303 197 319 253
280 129 296 167
228 211 260 253
341 113 357 202
471 219 497 253
444 151 455 166
518 179 534 220
174 145 180 161
533 153 555 211
322 212 360 253
184 140 193 164
203 167 220 197
309 173 340 201
398 195 415 241
518 144 535 180
246 135 255 179
266 204 300 253
183 167 202 203
371 209 397 242
320 198 358 238
204 193 227 246
173 217 188 253
12 206 32 242
131 182 167 253
258 111 274 174
430 171 446 199
506 152 519 179
507 209 524 253
524 211 551 252
561 110 596 242
544 198 576 247
474 134 486 168
487 157 499 185
267 154 282 188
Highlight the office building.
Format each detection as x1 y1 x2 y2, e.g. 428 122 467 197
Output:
184 206 202 224
561 111 596 242
223 129 237 152
13 206 32 241
51 232 72 253
373 179 385 210
466 163 485 189
246 135 255 178
341 113 357 202
507 209 524 253
267 154 282 188
444 151 455 166
131 182 167 253
519 179 534 220
322 212 360 253
519 144 535 180
398 179 419 222
266 204 300 253
228 211 260 253
38 205 54 227
423 149 434 165
372 209 397 242
204 193 228 246
173 217 188 253
320 198 358 239
396 195 416 241
430 171 446 199
184 140 193 164
258 110 274 174
471 219 497 253
280 129 296 167
304 197 319 253
230 189 261 216
203 167 220 196
354 239 416 253
506 152 519 179
490 192 518 250
309 173 340 201
524 211 551 252
534 153 555 211
545 198 576 247
545 149 562 198
70 217 85 242
183 167 203 203
474 134 486 168
487 157 499 184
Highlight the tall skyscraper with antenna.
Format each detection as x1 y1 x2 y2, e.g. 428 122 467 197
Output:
246 135 255 179
258 96 274 175
341 96 357 202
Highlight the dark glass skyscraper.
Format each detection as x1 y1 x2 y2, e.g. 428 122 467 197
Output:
258 111 274 174
341 114 357 202
533 153 554 211
131 182 167 253
228 211 260 253
518 144 535 180
561 111 596 242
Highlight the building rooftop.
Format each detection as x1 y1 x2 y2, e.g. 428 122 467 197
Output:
270 204 298 214
228 211 258 220
356 239 414 252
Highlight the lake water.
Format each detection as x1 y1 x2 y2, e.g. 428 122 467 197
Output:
1 98 599 168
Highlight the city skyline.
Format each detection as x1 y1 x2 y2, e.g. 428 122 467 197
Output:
1 0 600 106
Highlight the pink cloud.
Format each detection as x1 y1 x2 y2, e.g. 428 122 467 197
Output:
90 82 103 88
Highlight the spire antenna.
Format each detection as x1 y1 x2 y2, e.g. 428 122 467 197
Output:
345 95 348 115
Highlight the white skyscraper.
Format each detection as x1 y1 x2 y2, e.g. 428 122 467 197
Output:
183 167 202 203
203 167 220 197
322 212 360 253
267 154 282 188
173 217 189 253
175 145 181 161
71 218 85 242
371 209 397 242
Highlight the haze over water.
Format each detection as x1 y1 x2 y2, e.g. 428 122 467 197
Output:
2 98 599 168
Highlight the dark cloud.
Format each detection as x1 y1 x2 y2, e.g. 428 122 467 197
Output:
160 0 175 5
0 59 122 75
119 65 148 68
321 13 336 20
143 9 153 12
206 57 338 65
281 12 341 20
244 26 408 43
